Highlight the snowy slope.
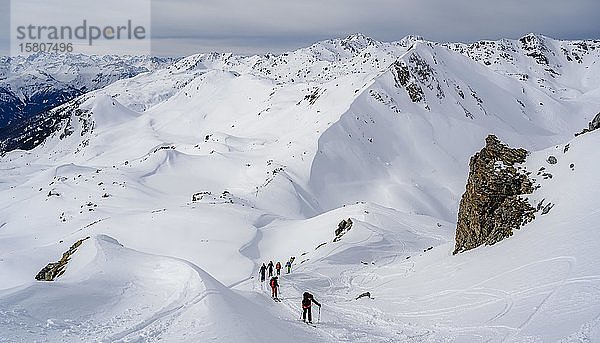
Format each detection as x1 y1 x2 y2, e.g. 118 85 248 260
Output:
0 235 320 342
0 33 599 342
299 131 600 342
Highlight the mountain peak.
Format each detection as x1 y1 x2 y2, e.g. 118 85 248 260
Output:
520 32 550 41
330 32 377 52
342 32 374 42
399 34 426 46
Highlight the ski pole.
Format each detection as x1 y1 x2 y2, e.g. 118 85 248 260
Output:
318 306 321 323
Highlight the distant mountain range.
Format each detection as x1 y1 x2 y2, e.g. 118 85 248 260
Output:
0 53 178 129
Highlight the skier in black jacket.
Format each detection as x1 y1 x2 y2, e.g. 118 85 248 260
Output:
301 292 321 323
259 263 267 282
267 261 274 277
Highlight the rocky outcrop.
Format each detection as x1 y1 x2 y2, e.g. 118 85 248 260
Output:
333 218 353 242
575 112 600 136
592 113 600 131
454 135 536 254
35 237 90 281
355 292 372 300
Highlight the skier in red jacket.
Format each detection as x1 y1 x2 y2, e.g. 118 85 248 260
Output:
270 276 279 299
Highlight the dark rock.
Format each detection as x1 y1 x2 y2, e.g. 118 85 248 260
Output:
304 88 322 105
537 199 545 211
355 292 372 300
547 156 557 164
391 59 426 103
519 34 550 65
454 135 536 254
575 112 600 136
333 218 353 242
315 242 327 250
192 191 211 202
590 113 600 131
35 237 90 281
541 203 555 215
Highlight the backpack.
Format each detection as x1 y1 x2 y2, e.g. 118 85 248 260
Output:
302 292 312 308
270 278 277 288
302 298 311 309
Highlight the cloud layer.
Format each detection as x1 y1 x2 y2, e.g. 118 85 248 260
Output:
4 0 599 56
150 0 600 56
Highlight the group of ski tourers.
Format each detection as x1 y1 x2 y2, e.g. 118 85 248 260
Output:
259 260 290 281
259 258 322 324
259 260 291 299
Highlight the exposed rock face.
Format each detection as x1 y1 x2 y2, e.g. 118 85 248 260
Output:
519 34 550 66
454 135 536 254
355 292 372 300
592 113 600 131
333 218 353 242
575 112 600 136
35 237 90 281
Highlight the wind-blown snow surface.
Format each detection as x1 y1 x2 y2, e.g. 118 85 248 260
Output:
1 34 599 342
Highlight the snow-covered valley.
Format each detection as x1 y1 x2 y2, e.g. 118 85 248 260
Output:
1 33 600 342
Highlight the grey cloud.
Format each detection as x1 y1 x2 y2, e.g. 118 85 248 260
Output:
0 0 9 55
3 0 598 56
150 0 600 56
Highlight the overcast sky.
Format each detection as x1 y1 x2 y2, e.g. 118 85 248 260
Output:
149 0 600 56
2 0 599 56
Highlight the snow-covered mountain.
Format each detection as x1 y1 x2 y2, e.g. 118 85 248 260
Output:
0 53 177 129
0 33 599 342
